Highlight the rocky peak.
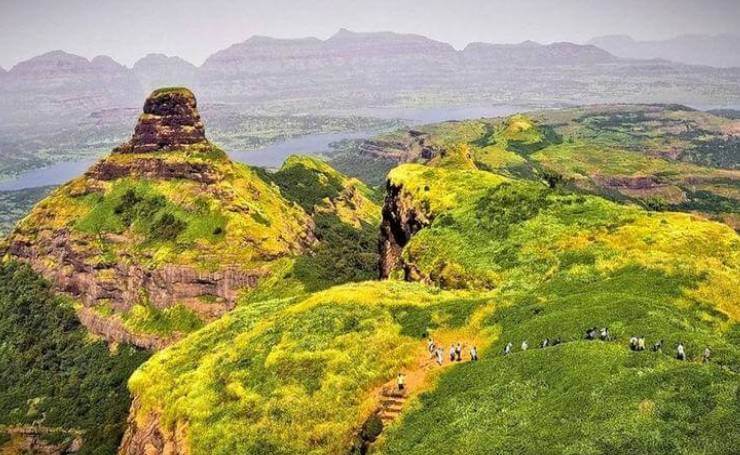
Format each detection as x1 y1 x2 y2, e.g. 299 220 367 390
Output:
114 87 207 153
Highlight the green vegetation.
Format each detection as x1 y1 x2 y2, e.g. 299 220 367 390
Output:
122 302 204 336
125 152 737 454
2 104 738 454
149 86 194 98
128 282 492 454
0 261 149 454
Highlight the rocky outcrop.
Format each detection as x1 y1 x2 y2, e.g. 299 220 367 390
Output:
7 230 264 346
2 88 276 349
379 181 433 279
359 130 439 163
113 88 207 154
86 157 219 183
117 398 187 455
592 174 665 190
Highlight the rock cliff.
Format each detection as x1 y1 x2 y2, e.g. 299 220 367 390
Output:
113 88 207 154
378 179 433 280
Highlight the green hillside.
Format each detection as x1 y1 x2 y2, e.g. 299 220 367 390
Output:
123 153 738 453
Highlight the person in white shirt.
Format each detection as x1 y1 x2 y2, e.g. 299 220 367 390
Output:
677 343 686 361
504 342 512 355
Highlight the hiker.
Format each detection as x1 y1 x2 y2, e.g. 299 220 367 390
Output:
427 338 436 353
504 342 512 356
455 343 463 362
637 336 646 352
551 337 561 346
540 338 549 349
521 340 528 351
677 343 686 361
629 336 638 351
585 327 598 340
702 347 711 363
435 347 444 365
470 346 478 361
600 327 609 341
397 373 406 391
450 345 456 362
651 340 663 352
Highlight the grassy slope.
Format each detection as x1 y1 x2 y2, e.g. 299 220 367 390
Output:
128 282 492 454
16 146 311 271
127 154 738 454
8 146 307 339
375 163 739 454
339 106 739 228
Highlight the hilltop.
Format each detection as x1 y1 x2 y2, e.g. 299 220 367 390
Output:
2 88 380 349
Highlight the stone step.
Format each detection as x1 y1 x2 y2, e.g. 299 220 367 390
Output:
381 390 407 398
381 398 405 406
384 405 404 413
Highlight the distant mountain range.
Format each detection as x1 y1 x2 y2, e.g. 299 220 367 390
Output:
1 29 739 128
588 34 740 68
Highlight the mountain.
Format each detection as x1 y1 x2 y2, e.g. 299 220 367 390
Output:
132 54 197 92
0 51 144 125
588 34 740 68
462 40 617 66
197 29 458 105
2 30 740 139
1 88 738 453
118 118 739 454
2 87 379 350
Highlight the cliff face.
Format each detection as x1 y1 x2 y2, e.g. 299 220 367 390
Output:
378 180 433 280
117 398 187 455
3 88 314 349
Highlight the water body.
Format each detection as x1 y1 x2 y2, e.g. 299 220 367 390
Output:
229 130 373 169
0 159 99 192
0 104 528 191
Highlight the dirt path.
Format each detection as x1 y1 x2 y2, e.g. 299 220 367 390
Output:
374 334 482 426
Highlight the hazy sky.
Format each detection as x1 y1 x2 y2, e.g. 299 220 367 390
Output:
1 0 739 69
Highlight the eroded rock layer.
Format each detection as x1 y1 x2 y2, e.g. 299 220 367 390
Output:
114 88 207 154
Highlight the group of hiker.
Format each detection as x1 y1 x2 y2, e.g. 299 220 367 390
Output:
402 328 715 391
498 327 713 363
503 336 562 355
628 336 711 362
427 338 478 365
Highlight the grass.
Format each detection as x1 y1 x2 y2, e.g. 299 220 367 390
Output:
371 157 739 455
122 302 204 336
378 266 738 454
128 281 492 454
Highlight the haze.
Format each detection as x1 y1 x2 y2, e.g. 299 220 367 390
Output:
1 0 739 68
